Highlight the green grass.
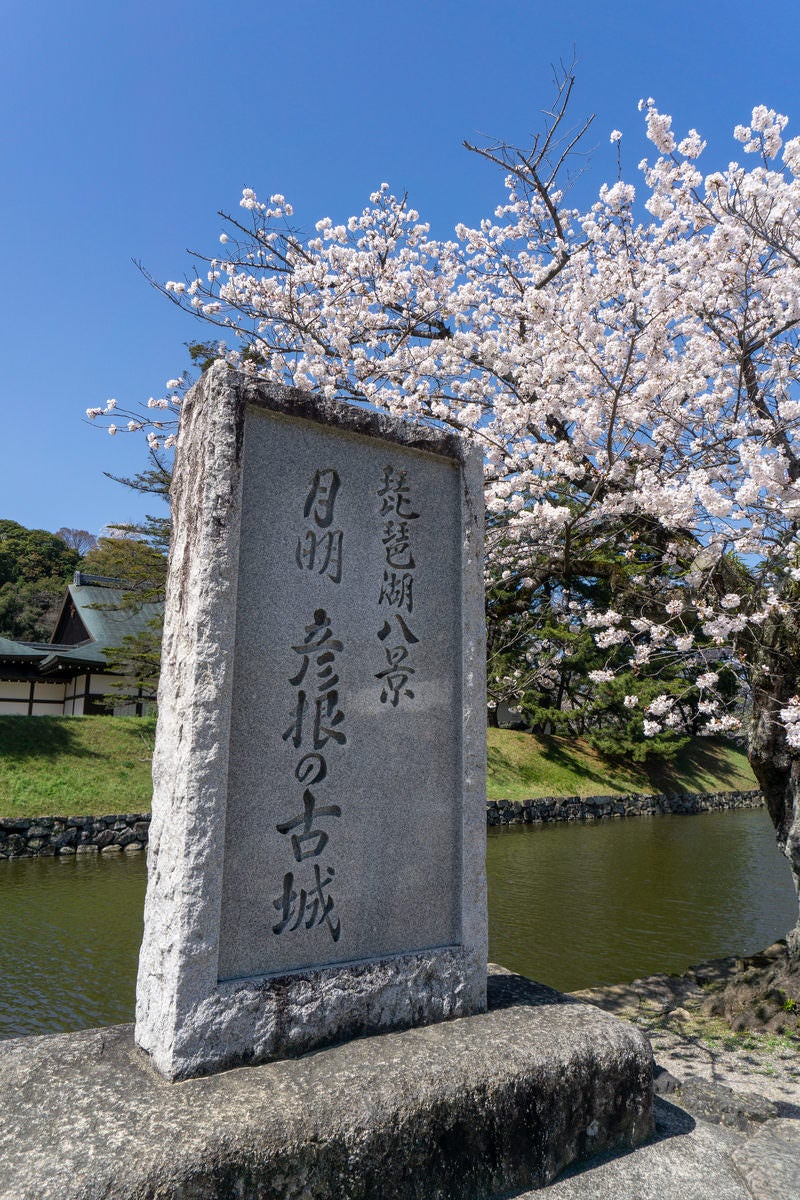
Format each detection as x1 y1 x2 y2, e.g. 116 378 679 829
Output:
0 715 759 818
0 715 156 817
486 728 757 801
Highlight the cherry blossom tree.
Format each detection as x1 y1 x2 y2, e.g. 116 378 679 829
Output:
96 74 800 957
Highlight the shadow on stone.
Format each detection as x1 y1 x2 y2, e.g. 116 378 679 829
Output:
652 1096 698 1140
487 971 583 1012
530 1097 696 1195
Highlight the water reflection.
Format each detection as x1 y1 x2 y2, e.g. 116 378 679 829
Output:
0 808 796 1038
0 854 146 1038
488 807 797 991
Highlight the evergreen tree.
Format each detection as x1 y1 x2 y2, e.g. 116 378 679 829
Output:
0 521 80 641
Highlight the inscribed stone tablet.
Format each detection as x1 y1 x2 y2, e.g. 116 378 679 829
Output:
135 365 487 1080
218 410 463 978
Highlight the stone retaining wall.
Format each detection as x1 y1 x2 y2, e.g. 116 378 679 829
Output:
0 790 765 856
487 788 764 826
0 814 150 858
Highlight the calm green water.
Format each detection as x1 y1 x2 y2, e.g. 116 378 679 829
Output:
488 808 798 991
0 853 146 1038
0 808 796 1038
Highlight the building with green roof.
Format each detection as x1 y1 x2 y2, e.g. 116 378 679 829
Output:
0 573 162 716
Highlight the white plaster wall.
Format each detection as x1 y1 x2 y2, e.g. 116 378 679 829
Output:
0 681 29 700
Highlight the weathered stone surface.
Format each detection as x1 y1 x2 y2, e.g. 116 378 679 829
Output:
732 1118 800 1200
669 1076 779 1131
536 1097 753 1199
135 365 488 1080
219 401 471 978
486 789 764 826
0 970 653 1200
52 828 78 848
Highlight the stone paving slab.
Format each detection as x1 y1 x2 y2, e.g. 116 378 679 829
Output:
655 1068 780 1129
732 1118 800 1200
523 1099 753 1200
0 970 652 1200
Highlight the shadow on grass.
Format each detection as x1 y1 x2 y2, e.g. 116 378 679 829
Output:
488 736 625 796
536 740 625 792
0 716 100 760
487 744 519 777
647 740 753 793
489 731 755 799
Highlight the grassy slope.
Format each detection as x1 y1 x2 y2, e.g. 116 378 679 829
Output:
0 716 156 817
0 715 758 818
487 728 757 801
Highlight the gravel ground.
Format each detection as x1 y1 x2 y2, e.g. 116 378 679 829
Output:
528 944 800 1198
570 940 800 1114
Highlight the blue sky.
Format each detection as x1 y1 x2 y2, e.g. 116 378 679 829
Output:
2 0 799 539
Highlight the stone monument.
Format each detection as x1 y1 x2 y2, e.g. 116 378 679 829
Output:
135 362 488 1080
1 363 653 1197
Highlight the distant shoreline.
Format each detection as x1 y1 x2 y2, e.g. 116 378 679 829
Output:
487 787 764 826
0 789 766 858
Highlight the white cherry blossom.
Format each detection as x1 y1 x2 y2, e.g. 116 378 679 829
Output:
97 78 800 951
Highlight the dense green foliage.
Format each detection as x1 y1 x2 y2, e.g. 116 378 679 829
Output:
81 537 167 603
485 519 719 761
0 520 80 586
0 520 80 641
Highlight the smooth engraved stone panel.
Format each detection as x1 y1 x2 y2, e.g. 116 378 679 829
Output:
218 410 462 980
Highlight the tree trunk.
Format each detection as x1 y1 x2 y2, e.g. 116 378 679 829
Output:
748 672 800 964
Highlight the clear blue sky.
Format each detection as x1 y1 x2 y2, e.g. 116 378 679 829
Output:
2 0 799 538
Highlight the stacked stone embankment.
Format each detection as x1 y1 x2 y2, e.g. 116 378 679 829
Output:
0 814 150 858
487 788 764 826
0 790 764 856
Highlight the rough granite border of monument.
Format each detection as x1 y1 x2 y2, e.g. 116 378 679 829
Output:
134 363 488 1081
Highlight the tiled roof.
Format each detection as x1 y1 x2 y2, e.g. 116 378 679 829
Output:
58 581 162 651
0 636 49 663
0 576 163 677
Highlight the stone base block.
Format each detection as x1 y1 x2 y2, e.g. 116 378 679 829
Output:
0 968 653 1200
136 944 485 1081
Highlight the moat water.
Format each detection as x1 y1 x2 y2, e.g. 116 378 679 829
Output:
0 807 796 1038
